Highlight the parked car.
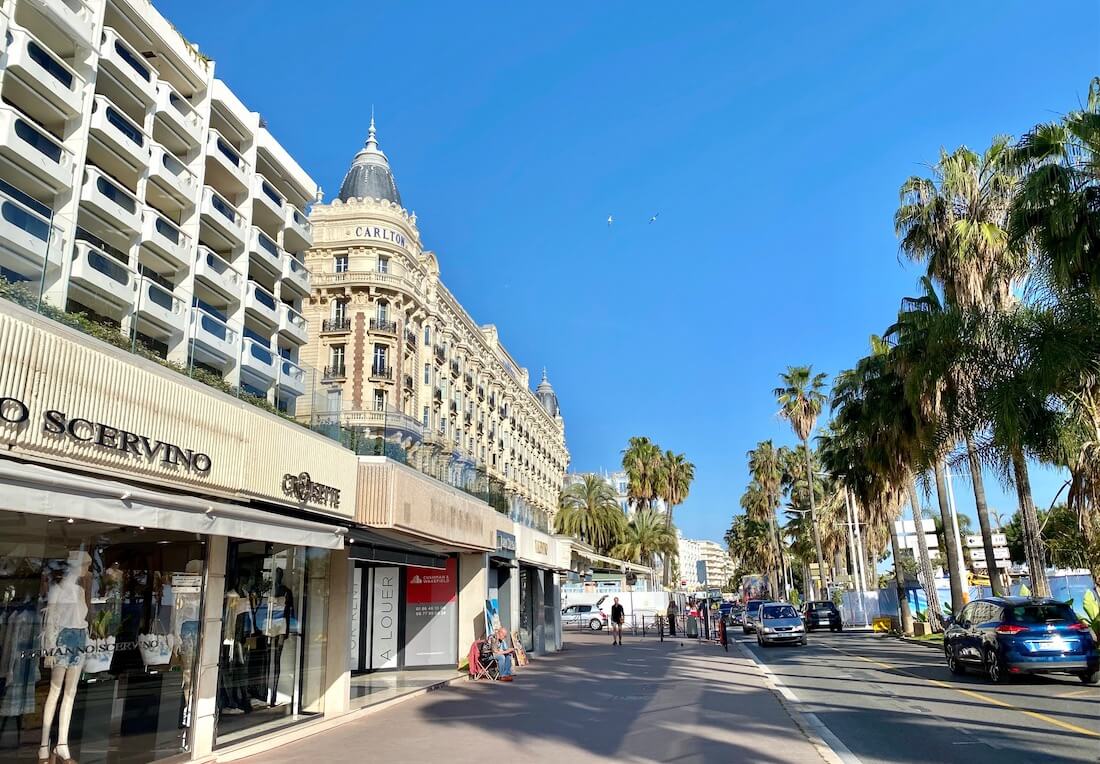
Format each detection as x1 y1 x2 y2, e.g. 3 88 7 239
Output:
757 602 806 647
562 603 608 631
742 599 766 634
729 606 746 626
944 597 1099 685
802 601 843 632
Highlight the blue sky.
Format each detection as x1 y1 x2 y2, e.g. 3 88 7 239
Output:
163 1 1097 543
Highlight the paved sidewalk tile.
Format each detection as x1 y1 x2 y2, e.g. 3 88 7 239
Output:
239 633 825 764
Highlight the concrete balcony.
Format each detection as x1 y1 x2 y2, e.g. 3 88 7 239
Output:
188 307 238 368
251 174 284 232
280 253 310 298
148 144 198 207
80 165 141 236
277 303 307 345
240 338 277 390
98 27 156 106
277 358 306 398
193 245 242 303
205 129 250 196
68 240 135 318
247 225 282 278
0 185 63 280
283 204 311 252
244 280 278 330
2 24 84 122
140 208 190 274
199 186 244 250
35 0 96 49
134 276 186 338
88 95 151 174
154 81 203 152
0 104 75 198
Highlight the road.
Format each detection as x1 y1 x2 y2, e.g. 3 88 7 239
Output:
736 629 1100 763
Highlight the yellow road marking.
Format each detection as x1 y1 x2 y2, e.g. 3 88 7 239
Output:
829 644 1100 739
1055 689 1094 699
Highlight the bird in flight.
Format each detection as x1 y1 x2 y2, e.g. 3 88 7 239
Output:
649 213 660 223
607 215 614 227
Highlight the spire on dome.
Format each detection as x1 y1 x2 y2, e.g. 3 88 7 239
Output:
337 114 402 205
536 369 560 418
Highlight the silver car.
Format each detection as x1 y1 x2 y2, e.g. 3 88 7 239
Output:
757 602 806 647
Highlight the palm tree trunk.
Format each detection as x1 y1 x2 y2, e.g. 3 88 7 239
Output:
932 461 966 615
888 520 914 635
965 435 1003 596
1010 447 1050 597
908 479 943 631
803 441 828 599
766 514 782 599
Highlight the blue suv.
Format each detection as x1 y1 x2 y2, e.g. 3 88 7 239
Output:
944 597 1099 685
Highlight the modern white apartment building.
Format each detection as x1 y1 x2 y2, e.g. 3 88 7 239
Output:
677 531 703 589
0 0 316 411
697 539 735 587
565 469 669 517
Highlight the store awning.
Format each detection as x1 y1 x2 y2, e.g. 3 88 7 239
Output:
346 527 448 569
0 459 347 550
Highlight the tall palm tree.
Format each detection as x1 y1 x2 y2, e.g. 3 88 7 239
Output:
621 437 663 514
775 365 829 598
659 450 695 529
740 482 780 597
612 510 677 568
896 140 1027 598
555 474 627 554
726 514 773 576
748 440 788 597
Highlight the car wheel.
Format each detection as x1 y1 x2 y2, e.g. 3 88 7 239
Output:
589 619 603 631
1079 668 1100 685
834 625 843 633
985 647 1008 684
946 644 965 675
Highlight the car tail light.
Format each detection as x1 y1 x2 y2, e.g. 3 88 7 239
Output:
995 624 1028 635
1068 622 1089 632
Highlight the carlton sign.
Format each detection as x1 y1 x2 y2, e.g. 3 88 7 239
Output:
354 225 408 250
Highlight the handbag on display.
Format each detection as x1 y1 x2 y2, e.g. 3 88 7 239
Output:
139 631 172 667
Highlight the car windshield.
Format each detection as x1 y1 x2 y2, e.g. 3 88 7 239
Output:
1009 603 1077 625
763 605 798 619
811 602 837 612
747 601 762 613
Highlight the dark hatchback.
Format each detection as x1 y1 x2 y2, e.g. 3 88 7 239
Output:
802 601 843 632
944 597 1099 685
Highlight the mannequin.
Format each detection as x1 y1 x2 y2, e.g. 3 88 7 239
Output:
170 560 203 731
40 550 91 764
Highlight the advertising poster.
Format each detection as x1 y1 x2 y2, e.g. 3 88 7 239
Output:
371 566 400 669
349 567 363 670
404 558 457 667
485 597 502 636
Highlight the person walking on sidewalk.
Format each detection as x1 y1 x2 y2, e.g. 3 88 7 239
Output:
610 597 626 645
717 615 728 652
667 600 678 637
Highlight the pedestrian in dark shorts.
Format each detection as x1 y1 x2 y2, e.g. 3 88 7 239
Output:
610 597 625 645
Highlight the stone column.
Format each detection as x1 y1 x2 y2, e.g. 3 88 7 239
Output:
190 536 227 759
321 547 351 717
457 553 488 652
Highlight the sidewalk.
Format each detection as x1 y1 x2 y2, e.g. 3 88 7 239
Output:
238 632 827 764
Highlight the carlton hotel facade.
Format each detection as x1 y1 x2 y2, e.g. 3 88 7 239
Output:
299 121 569 529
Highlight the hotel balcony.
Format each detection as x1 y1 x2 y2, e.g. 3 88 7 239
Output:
240 338 277 390
154 81 203 153
148 144 198 208
283 205 311 252
35 0 96 50
277 358 306 398
0 104 75 198
277 303 307 345
98 28 157 107
140 208 190 274
69 241 135 318
369 317 397 336
247 226 282 278
134 276 186 338
205 130 250 196
2 25 84 123
193 245 242 303
251 174 284 232
320 317 350 335
244 280 278 330
281 253 310 297
88 95 150 175
80 166 141 236
322 364 346 382
0 184 63 279
188 307 238 368
368 363 393 382
199 186 245 250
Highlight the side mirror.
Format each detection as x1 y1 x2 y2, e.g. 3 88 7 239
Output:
942 616 953 627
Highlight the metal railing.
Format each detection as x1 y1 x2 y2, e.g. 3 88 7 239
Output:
369 364 393 380
369 317 397 335
321 318 351 333
323 364 346 380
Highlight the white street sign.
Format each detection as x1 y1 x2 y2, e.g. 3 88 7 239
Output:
992 533 1007 547
971 548 1010 562
972 560 988 570
965 533 1007 548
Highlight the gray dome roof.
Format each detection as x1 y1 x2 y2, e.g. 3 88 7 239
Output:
536 368 560 418
337 117 402 205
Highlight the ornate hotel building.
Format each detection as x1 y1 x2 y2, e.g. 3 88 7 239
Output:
299 121 569 528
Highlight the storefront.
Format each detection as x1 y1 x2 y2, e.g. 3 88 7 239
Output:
0 302 357 763
514 528 565 654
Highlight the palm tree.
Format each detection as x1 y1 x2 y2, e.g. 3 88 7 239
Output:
612 510 677 568
775 365 829 598
621 437 663 514
740 482 780 597
555 474 627 554
896 140 1027 598
726 514 774 576
748 440 788 597
658 450 695 530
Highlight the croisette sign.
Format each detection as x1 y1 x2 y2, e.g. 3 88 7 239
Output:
0 396 212 475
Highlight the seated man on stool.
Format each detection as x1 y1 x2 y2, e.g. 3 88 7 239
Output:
493 627 516 681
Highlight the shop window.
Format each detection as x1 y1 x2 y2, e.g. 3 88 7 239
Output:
0 512 206 763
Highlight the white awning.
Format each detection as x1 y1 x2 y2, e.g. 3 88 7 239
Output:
0 459 346 550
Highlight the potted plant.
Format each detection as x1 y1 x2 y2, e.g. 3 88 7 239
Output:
85 610 117 673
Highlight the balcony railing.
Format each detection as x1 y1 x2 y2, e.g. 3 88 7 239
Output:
403 373 414 389
450 360 460 376
434 345 445 362
433 388 442 403
477 386 485 401
464 373 474 389
323 364 346 381
404 328 417 347
369 317 397 335
321 317 351 333
369 364 393 381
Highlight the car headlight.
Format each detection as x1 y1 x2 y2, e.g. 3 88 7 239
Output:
762 627 775 634
793 625 804 632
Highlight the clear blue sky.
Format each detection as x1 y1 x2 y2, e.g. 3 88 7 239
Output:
163 0 1097 543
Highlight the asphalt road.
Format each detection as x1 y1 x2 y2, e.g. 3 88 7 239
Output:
736 629 1100 763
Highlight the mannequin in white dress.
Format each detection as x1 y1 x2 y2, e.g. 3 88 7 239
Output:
39 551 91 764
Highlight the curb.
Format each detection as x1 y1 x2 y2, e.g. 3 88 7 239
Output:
732 640 859 764
898 636 943 650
